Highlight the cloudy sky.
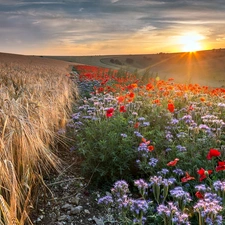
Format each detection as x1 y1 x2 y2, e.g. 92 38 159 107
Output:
0 0 225 55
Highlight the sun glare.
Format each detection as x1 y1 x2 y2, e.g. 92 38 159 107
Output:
179 32 204 52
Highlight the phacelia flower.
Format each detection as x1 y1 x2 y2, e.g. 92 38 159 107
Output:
157 202 178 217
134 179 148 191
173 168 184 176
111 180 129 198
157 169 170 176
148 158 158 167
170 187 192 203
98 195 113 205
194 193 222 220
213 180 225 192
130 199 148 215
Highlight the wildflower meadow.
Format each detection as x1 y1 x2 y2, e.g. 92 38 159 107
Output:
68 64 225 225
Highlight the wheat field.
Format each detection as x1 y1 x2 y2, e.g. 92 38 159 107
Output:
0 53 78 224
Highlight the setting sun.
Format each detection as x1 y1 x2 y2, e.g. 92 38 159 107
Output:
179 32 205 52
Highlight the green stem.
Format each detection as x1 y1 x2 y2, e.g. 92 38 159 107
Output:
163 185 169 203
198 212 202 225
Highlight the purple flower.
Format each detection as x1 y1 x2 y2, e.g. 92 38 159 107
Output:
71 113 80 120
130 199 148 215
134 131 143 138
172 211 190 225
111 180 129 198
148 158 158 167
215 215 223 225
116 195 132 209
162 178 176 186
157 202 178 217
170 187 192 203
134 179 148 191
181 115 193 124
176 145 187 152
204 193 222 203
98 195 113 205
170 118 179 125
157 168 169 176
195 184 210 192
194 193 222 218
138 117 146 121
165 148 172 152
149 176 163 186
213 180 225 192
176 132 187 138
121 133 127 138
173 168 184 176
205 217 213 225
199 124 210 130
158 202 190 224
137 143 149 154
165 131 173 141
143 121 150 126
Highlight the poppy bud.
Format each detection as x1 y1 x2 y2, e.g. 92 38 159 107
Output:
204 171 209 176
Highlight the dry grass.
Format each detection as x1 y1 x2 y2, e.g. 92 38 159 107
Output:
0 52 78 224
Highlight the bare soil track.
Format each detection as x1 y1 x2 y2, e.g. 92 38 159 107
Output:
30 147 106 225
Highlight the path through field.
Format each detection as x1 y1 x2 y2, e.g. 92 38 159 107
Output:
30 140 107 225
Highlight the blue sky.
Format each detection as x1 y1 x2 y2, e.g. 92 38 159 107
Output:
0 0 225 55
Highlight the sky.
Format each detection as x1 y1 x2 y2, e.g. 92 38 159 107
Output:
0 0 225 56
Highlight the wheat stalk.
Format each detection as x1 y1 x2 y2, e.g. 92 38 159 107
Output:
0 53 78 224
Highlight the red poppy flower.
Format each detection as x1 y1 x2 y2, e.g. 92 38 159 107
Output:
119 105 126 113
117 96 125 103
216 161 225 172
97 87 104 93
153 99 160 104
197 168 212 182
146 83 154 91
195 191 204 199
188 104 194 111
128 92 135 98
181 172 195 183
141 137 150 145
148 145 154 152
206 148 221 160
134 122 140 129
200 97 205 102
131 83 138 89
167 103 175 113
167 158 179 166
106 108 114 118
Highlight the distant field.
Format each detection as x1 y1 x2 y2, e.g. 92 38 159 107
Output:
46 49 225 87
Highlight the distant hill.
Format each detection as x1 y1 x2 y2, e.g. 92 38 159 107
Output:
46 49 225 87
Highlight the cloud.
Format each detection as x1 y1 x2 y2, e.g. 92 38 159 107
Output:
0 0 225 55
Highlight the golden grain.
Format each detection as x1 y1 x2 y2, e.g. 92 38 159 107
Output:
0 53 78 224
